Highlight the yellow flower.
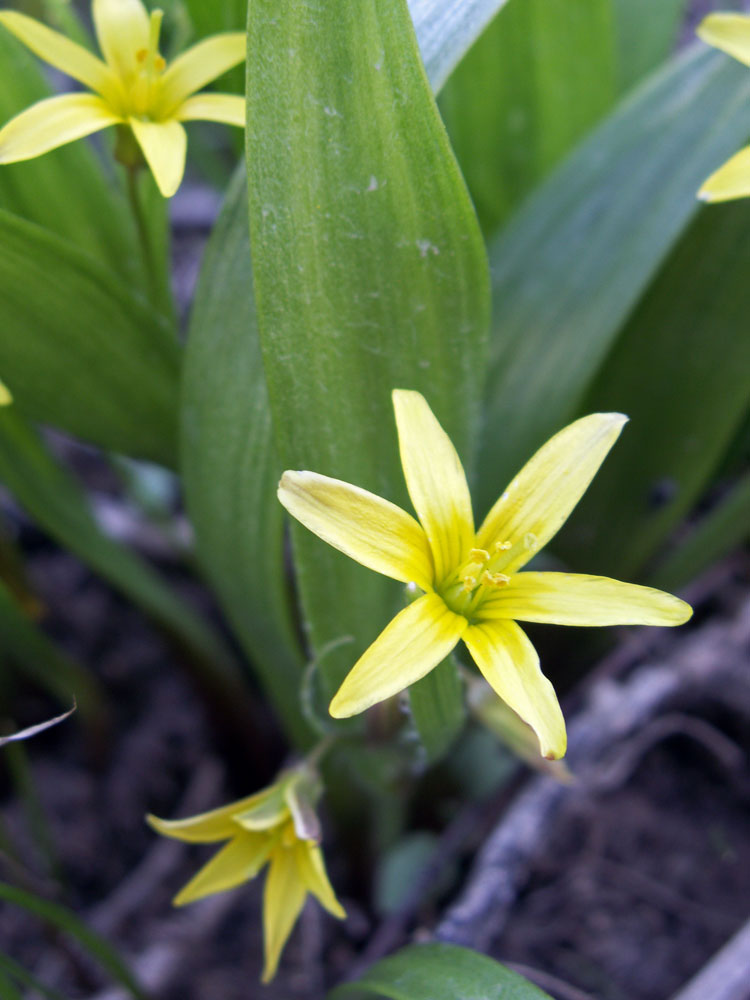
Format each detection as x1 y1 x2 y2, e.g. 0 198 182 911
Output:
278 390 692 760
0 0 246 197
697 13 750 202
147 768 345 982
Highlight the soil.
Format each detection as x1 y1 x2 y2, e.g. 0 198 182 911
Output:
2 516 749 1000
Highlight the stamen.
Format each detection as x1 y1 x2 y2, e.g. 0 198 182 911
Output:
524 532 537 551
493 540 512 552
482 571 510 588
469 548 490 562
462 575 477 592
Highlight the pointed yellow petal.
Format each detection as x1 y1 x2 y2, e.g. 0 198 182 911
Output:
329 592 466 718
476 413 627 572
234 784 290 832
147 787 280 843
173 833 272 906
296 841 346 919
159 33 246 113
278 471 434 590
262 848 307 983
0 10 119 100
463 620 566 760
92 0 149 80
697 13 750 67
129 117 186 198
0 93 120 164
699 146 750 203
478 572 692 627
392 389 474 585
176 93 245 128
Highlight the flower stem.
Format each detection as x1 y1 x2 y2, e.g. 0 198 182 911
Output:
126 164 158 300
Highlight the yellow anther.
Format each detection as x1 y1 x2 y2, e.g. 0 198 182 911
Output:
136 49 148 63
482 571 510 588
523 532 537 551
493 539 512 552
469 548 490 563
462 575 477 592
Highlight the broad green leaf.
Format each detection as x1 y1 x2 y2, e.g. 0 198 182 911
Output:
0 408 246 714
247 0 490 701
440 0 616 235
327 943 551 1000
650 471 750 591
181 169 310 747
477 48 750 516
408 656 465 763
0 580 102 721
181 0 512 95
0 30 138 284
409 0 511 93
0 883 148 1000
611 0 687 92
557 201 750 580
0 209 178 466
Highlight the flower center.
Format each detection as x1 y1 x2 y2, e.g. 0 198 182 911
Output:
130 9 166 117
438 533 537 620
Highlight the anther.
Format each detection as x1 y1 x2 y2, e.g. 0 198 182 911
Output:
483 571 510 588
469 548 490 563
523 532 537 551
493 540 512 552
462 575 477 592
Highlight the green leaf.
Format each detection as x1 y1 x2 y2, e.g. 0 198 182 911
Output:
650 471 750 591
477 48 750 515
181 169 310 746
0 408 246 714
0 209 179 466
439 0 617 235
0 31 138 283
612 0 687 92
327 943 551 1000
0 580 102 721
0 953 69 1000
247 0 490 700
408 656 465 763
409 0 512 93
0 882 148 1000
557 200 750 580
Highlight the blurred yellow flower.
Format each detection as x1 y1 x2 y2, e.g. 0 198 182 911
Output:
148 768 345 982
0 0 246 197
697 13 750 202
278 390 691 760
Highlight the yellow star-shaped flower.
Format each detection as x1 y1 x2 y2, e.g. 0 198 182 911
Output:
0 0 246 197
278 390 692 760
698 13 750 202
148 768 345 983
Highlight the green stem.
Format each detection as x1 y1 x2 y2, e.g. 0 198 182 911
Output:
125 165 159 302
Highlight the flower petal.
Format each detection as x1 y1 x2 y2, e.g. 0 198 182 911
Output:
146 787 280 843
278 471 434 590
0 93 120 163
176 93 245 127
697 13 750 67
476 413 627 572
478 572 692 627
129 117 187 198
392 389 474 585
159 33 246 113
0 10 119 100
329 592 466 718
463 620 566 760
262 847 308 983
296 841 346 919
92 0 149 80
699 146 750 203
173 833 272 906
